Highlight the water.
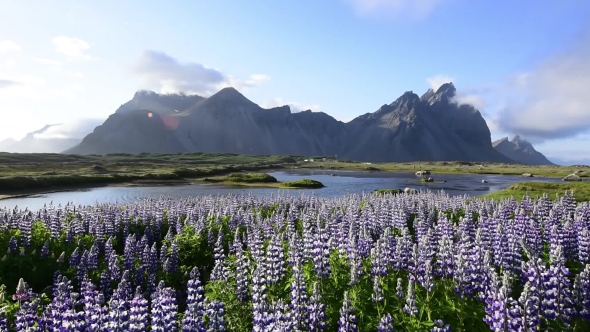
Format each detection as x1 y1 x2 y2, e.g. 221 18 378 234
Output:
1 169 562 211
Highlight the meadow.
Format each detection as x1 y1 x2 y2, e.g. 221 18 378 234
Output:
0 189 589 331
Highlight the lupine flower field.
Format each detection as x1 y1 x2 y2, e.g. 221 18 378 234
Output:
0 190 589 331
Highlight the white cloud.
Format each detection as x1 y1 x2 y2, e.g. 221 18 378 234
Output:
0 79 21 89
347 0 445 20
262 97 321 113
33 57 62 66
426 75 453 91
131 50 270 96
425 75 485 109
452 93 485 109
2 59 17 68
52 36 93 60
493 38 590 141
33 118 104 139
0 40 20 53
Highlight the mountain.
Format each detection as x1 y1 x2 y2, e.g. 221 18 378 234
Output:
66 84 512 163
0 125 81 153
343 83 509 162
492 135 554 165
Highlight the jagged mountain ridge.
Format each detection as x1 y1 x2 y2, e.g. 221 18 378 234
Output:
66 84 513 162
0 124 81 153
493 135 554 165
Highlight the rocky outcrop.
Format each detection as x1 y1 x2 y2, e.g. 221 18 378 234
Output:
563 174 582 182
66 84 514 163
492 135 554 165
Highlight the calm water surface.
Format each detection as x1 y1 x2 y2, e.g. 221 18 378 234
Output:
1 169 562 211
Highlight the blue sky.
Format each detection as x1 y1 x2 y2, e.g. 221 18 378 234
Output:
0 0 589 164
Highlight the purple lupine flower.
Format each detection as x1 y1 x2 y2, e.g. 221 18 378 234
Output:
270 299 293 331
483 272 520 331
0 306 7 332
290 260 309 330
338 291 358 332
40 239 49 258
313 227 331 278
107 290 130 330
403 279 418 316
395 278 405 299
431 319 451 332
129 287 149 332
573 264 590 320
165 239 179 273
251 265 272 331
81 276 104 332
308 282 326 331
542 245 576 326
377 313 394 332
436 235 454 279
150 281 178 331
7 236 17 254
578 228 590 265
181 267 206 331
124 235 136 271
347 236 363 286
267 233 286 285
160 243 168 269
210 233 229 281
372 276 384 303
517 283 541 331
234 244 250 302
206 300 226 332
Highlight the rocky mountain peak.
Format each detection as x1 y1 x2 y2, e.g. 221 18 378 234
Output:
436 82 456 97
492 135 554 165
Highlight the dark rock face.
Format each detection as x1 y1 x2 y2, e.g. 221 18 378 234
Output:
492 135 554 165
66 84 513 163
65 110 186 154
342 84 510 162
115 90 204 115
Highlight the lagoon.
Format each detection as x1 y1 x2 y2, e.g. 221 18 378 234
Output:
0 169 561 211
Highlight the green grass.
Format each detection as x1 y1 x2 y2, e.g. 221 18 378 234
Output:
296 160 589 178
279 179 325 188
481 181 590 202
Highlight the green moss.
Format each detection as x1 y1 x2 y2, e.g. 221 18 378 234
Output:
481 181 590 202
279 179 325 189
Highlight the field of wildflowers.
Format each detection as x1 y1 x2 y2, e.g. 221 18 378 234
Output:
0 190 589 331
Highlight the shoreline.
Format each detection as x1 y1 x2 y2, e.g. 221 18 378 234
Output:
1 166 574 202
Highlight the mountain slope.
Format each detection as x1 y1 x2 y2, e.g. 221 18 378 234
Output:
68 84 511 163
492 135 554 165
0 125 81 153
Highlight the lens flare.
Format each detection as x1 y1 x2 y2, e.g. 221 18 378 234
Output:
147 112 153 118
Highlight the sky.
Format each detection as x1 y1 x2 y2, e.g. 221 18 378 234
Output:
1 0 589 164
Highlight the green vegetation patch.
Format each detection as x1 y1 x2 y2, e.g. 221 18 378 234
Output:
279 179 325 188
204 172 278 184
481 181 590 202
374 189 403 195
